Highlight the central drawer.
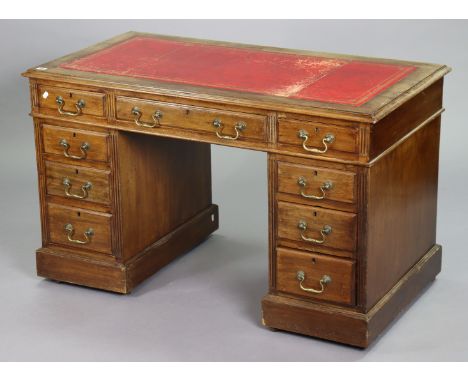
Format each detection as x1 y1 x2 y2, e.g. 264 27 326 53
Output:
277 201 357 255
115 96 268 142
47 203 112 255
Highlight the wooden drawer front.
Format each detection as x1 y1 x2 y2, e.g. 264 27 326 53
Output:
116 96 267 142
277 162 356 204
278 119 358 156
277 201 357 252
47 203 112 254
38 85 105 117
45 161 110 205
276 247 355 305
42 125 109 163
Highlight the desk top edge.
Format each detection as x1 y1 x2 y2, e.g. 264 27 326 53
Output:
22 31 451 123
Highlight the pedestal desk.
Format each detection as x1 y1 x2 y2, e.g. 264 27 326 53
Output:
22 32 450 347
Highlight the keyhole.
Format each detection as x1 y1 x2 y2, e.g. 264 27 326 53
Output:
77 212 81 217
75 169 79 175
72 132 76 138
311 258 316 265
313 211 317 217
69 92 73 98
314 127 319 133
313 170 318 176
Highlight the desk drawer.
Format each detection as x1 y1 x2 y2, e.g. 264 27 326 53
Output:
278 118 358 156
42 125 109 163
45 161 110 205
47 203 112 255
276 247 355 305
115 96 268 143
277 162 356 204
38 84 105 118
277 201 357 253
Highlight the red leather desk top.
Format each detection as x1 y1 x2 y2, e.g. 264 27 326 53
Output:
61 36 416 107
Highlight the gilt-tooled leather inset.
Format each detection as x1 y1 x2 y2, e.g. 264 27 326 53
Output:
60 36 416 107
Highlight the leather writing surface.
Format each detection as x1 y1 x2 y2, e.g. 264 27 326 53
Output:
61 36 415 106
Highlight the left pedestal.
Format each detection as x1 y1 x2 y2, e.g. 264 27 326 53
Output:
33 118 217 293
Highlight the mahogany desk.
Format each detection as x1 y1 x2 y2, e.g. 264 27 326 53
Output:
22 32 450 347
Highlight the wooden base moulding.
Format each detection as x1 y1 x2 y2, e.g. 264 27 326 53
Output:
262 244 442 348
36 205 219 293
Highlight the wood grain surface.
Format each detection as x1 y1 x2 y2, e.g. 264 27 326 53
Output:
276 247 355 305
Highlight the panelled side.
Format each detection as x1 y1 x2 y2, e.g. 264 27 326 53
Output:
116 131 213 261
364 117 441 309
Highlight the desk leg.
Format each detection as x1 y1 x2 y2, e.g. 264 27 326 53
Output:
37 204 218 293
261 244 442 348
36 131 218 293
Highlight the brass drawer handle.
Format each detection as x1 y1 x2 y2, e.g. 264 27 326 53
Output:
55 96 86 116
296 271 332 294
297 220 332 244
297 177 333 200
298 130 335 153
59 139 90 160
213 119 246 140
131 107 163 128
62 178 92 199
64 223 94 244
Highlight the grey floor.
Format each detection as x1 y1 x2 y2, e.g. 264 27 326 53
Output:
1 20 468 361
